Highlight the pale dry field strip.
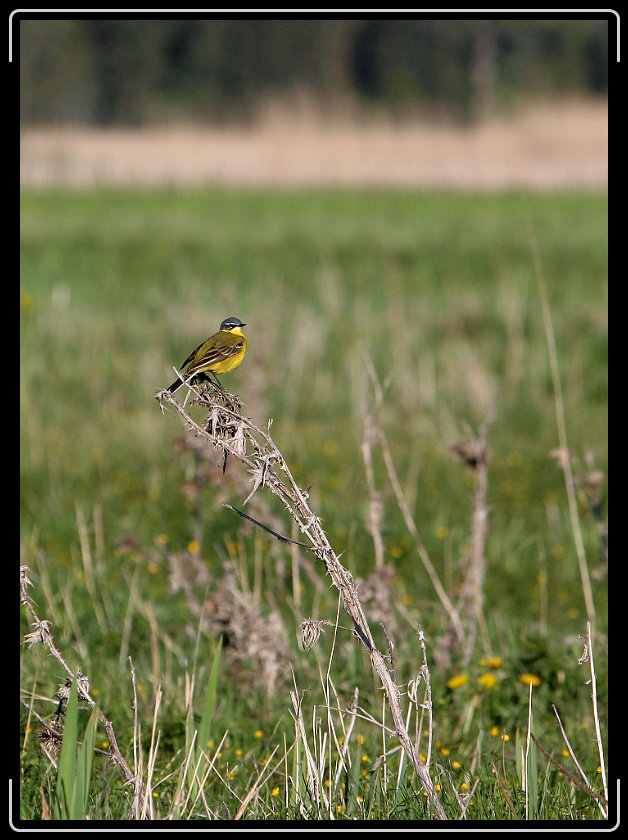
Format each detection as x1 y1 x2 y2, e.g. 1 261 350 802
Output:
20 99 607 190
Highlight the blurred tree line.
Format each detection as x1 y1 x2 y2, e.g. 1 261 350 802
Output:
19 18 608 126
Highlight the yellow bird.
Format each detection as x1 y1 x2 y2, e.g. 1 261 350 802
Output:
167 316 247 392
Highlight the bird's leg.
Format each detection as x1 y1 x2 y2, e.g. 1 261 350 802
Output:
209 372 233 403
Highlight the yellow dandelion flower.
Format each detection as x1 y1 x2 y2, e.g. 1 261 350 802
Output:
479 656 502 668
478 673 498 689
447 673 469 689
519 673 542 688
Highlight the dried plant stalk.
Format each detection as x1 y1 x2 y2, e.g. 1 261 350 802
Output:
20 566 147 819
447 422 492 666
157 385 448 819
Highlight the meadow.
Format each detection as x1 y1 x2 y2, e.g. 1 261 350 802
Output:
19 187 608 821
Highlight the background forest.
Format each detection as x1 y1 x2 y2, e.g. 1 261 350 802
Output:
20 19 608 125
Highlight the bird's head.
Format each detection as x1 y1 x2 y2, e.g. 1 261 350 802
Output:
220 316 246 333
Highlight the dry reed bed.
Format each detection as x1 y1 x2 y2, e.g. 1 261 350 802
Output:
20 99 607 190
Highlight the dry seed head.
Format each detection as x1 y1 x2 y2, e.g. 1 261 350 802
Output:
550 447 574 468
230 421 248 458
36 715 64 759
451 439 488 469
24 619 53 648
56 668 90 702
20 566 34 598
300 618 329 650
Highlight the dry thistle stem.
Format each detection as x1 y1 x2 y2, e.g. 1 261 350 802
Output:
158 385 448 819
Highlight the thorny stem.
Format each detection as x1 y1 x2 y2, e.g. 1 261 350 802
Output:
158 386 448 819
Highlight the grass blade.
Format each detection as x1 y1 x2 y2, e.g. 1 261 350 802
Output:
54 677 78 819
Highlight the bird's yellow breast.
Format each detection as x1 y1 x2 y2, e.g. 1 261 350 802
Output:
211 328 247 374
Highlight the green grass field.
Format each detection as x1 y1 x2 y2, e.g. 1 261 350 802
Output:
20 188 608 821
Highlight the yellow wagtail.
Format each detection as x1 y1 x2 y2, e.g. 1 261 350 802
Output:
167 316 247 392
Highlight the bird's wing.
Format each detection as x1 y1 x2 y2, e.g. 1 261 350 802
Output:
186 336 245 376
179 338 208 371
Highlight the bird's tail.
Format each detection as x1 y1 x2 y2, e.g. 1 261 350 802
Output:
167 371 212 392
167 377 183 392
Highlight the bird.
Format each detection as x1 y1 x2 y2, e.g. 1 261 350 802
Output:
167 316 247 393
